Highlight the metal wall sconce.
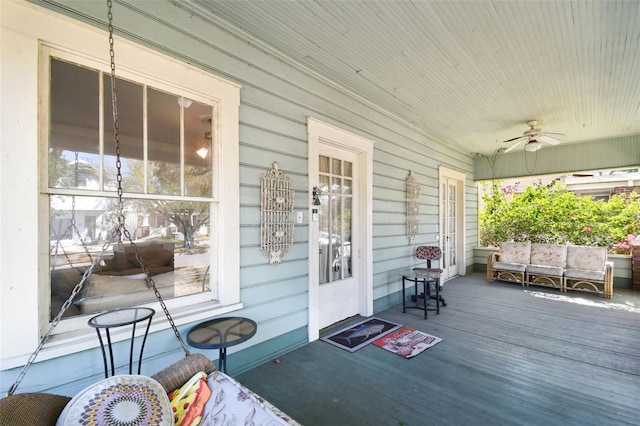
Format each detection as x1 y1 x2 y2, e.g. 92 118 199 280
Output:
312 186 322 206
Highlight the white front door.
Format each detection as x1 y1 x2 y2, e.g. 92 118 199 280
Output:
307 118 374 340
317 147 359 329
439 167 466 281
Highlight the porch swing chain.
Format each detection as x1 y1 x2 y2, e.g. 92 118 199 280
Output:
57 152 95 272
6 1 189 397
107 0 190 355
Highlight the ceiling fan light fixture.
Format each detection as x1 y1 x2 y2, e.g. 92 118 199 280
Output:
196 147 209 159
525 140 541 152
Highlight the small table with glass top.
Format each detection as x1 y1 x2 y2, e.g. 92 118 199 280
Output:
402 269 440 319
88 307 155 378
186 317 257 373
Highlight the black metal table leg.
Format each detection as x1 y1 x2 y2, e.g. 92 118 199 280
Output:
402 276 407 313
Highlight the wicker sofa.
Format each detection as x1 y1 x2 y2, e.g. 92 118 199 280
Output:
487 242 614 298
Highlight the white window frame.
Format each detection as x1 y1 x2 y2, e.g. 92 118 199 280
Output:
0 2 240 368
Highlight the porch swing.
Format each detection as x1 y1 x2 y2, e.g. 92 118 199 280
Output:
0 2 215 424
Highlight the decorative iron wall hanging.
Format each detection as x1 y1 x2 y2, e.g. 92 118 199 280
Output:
406 170 420 244
261 162 295 264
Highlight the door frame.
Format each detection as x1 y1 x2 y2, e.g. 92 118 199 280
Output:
438 166 466 280
307 117 374 342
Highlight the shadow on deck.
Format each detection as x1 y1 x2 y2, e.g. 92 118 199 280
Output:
236 273 640 426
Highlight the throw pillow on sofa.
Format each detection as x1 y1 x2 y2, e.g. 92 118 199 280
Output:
499 241 531 264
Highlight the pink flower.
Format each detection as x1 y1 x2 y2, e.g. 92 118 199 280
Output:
583 226 591 232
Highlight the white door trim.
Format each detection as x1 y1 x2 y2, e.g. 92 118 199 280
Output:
438 166 466 278
307 117 374 342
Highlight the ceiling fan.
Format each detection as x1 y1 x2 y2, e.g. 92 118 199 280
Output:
503 120 564 152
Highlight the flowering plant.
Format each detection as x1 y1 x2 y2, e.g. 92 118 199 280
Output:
612 235 638 255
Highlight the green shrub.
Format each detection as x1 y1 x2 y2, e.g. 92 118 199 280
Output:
480 180 639 253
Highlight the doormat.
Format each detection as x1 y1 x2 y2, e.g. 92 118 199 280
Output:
373 326 442 359
321 317 403 352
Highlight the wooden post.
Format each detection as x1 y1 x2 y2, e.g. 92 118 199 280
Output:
631 240 640 292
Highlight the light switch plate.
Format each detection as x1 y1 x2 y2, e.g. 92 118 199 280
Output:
296 211 303 224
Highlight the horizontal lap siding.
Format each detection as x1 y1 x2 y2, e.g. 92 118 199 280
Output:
26 0 475 387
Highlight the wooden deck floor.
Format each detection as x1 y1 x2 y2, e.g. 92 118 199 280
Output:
236 273 640 426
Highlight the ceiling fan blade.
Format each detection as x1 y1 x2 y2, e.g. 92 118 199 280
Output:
503 136 525 143
537 135 561 145
504 139 525 153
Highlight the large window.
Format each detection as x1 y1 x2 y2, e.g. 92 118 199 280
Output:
42 46 239 324
0 4 239 365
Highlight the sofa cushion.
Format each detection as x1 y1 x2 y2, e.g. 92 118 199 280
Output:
74 272 177 314
499 241 531 264
114 242 175 272
566 245 606 271
530 243 567 268
50 268 83 297
527 264 564 277
493 261 527 272
127 242 174 269
564 268 605 281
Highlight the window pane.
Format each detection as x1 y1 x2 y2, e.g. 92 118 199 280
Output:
184 101 213 197
49 58 99 189
331 176 341 194
332 158 341 175
49 195 212 320
343 178 352 195
104 77 144 192
319 155 330 173
341 196 352 279
148 88 180 195
343 161 352 178
319 175 330 193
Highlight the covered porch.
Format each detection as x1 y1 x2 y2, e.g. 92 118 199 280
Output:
236 273 640 425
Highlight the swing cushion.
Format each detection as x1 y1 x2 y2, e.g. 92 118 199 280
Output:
55 375 172 426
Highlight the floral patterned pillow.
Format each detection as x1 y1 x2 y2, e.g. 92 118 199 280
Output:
566 246 606 271
499 241 531 264
530 243 567 267
203 371 293 425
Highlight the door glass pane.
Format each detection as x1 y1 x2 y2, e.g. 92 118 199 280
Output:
343 178 352 195
319 175 330 193
332 177 341 194
318 193 330 284
448 183 457 268
330 195 342 281
104 76 144 192
319 154 353 284
342 196 352 279
343 161 352 178
319 155 330 173
148 88 180 195
332 158 341 175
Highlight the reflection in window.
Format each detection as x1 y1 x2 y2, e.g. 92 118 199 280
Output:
47 57 216 320
49 196 211 320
